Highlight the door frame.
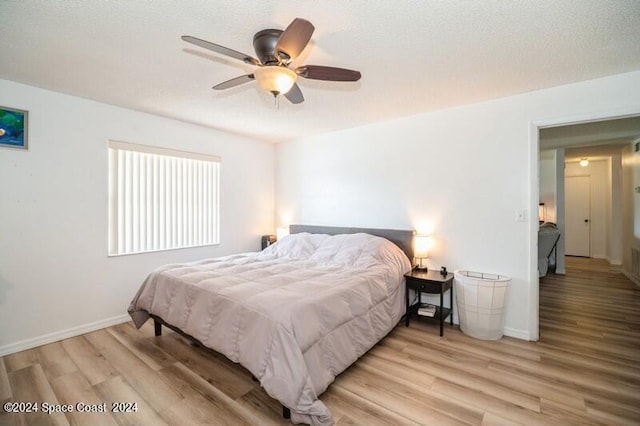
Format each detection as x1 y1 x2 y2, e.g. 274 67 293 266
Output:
528 106 640 341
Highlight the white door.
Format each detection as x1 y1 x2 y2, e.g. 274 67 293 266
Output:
565 175 590 257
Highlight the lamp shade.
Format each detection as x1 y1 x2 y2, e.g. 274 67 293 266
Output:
414 235 430 259
538 203 545 222
413 234 431 270
253 66 297 95
276 227 289 240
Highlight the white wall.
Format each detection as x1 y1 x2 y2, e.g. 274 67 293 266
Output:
622 140 640 281
609 154 623 265
276 71 640 340
634 141 640 242
0 79 275 354
565 160 608 259
554 148 566 274
539 150 557 223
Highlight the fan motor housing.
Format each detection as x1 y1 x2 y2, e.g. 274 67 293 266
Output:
253 29 285 65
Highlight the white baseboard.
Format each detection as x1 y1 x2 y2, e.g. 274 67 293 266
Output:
605 256 623 266
0 314 131 357
503 327 531 341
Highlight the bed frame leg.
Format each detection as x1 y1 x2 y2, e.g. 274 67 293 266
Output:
282 406 290 419
154 319 162 336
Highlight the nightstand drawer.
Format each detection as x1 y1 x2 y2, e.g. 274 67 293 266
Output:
406 278 442 294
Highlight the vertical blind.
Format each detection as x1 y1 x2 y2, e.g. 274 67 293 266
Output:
108 141 220 256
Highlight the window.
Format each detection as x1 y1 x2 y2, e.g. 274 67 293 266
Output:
108 140 220 256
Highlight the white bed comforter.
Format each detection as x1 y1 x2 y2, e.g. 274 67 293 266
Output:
128 233 411 425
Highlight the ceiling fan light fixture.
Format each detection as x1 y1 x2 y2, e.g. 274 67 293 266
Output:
253 66 297 96
182 18 361 104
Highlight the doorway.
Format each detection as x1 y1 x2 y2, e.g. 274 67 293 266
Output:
565 175 590 257
533 113 640 341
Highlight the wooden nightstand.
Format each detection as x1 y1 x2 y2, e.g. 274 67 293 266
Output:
405 268 454 336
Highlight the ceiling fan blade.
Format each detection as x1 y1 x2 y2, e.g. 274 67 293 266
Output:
276 18 315 61
284 83 304 104
182 35 260 65
296 65 361 81
212 74 254 90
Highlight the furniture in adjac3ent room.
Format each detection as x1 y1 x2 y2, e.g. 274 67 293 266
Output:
538 222 560 277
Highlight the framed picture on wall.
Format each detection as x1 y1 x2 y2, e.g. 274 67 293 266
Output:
0 106 28 150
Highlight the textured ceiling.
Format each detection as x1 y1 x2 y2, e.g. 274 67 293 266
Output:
1 1 639 143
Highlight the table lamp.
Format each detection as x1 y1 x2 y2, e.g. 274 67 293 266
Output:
414 234 430 270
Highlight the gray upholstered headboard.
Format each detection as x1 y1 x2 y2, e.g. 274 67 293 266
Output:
289 224 415 261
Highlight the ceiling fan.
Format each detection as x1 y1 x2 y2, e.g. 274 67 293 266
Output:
182 18 361 104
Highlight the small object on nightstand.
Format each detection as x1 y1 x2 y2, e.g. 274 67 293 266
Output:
440 266 447 276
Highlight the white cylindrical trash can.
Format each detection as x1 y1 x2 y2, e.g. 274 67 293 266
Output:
454 270 512 340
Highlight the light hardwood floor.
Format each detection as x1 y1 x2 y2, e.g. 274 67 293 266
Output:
1 257 639 425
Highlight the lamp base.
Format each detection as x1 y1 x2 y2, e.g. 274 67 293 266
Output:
415 258 428 271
